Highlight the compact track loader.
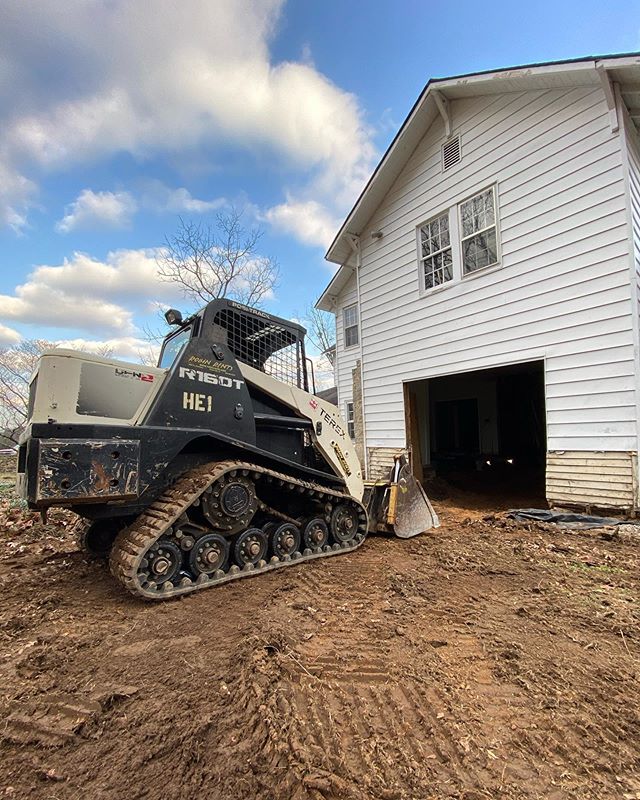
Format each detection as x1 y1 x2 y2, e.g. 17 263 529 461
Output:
17 299 438 599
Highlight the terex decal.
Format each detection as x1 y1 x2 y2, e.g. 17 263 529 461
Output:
179 367 244 390
115 368 154 382
318 407 345 438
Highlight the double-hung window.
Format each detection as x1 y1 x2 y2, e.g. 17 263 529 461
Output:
419 212 453 290
345 401 355 440
460 187 498 274
343 304 359 348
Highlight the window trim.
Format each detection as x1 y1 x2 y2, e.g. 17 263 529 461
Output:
458 185 501 277
345 401 355 440
416 184 501 298
343 303 359 349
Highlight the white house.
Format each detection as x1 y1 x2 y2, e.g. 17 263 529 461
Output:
317 54 640 511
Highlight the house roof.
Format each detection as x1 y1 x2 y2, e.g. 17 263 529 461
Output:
316 53 640 311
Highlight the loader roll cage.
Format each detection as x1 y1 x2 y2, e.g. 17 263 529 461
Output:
158 299 310 391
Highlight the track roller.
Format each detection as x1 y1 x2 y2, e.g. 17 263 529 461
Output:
189 533 230 576
303 517 329 549
330 503 359 544
270 523 301 559
234 527 268 567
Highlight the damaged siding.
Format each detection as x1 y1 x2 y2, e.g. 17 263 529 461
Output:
546 451 637 510
368 447 404 480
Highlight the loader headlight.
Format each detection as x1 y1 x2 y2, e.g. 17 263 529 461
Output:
165 308 183 326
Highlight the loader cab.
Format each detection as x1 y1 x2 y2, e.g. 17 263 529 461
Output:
159 299 310 391
153 299 315 465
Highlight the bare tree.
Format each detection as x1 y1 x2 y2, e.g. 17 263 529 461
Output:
157 207 279 309
94 343 115 359
305 306 336 366
0 339 56 444
135 344 161 366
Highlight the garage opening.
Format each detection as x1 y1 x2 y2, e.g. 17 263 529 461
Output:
404 360 546 502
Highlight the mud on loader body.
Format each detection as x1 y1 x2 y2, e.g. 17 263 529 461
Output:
17 299 438 599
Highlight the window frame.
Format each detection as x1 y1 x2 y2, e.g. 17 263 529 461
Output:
343 303 359 349
345 401 355 440
458 185 501 277
415 183 502 296
418 210 454 293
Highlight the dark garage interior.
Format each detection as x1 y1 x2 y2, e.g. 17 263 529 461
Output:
405 360 546 495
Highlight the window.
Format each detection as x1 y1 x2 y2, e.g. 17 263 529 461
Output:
346 401 355 440
158 325 192 368
419 212 453 290
343 304 359 348
459 187 498 274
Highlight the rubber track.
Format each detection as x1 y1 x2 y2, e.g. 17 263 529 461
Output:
109 459 368 600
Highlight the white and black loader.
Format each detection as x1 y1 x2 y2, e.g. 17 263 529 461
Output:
17 299 438 600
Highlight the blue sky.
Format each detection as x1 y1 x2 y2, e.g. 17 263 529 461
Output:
0 0 638 359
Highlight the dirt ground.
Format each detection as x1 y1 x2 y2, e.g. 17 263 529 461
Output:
0 459 639 800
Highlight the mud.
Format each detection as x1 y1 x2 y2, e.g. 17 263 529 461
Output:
0 483 639 799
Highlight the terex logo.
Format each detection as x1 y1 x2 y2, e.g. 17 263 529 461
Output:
179 367 244 390
318 407 345 439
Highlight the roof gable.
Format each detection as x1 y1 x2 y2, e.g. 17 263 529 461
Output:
321 53 640 287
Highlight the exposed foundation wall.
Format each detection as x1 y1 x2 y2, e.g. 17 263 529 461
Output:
546 450 638 510
351 360 365 470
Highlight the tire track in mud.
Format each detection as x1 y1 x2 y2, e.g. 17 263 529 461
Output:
271 547 491 794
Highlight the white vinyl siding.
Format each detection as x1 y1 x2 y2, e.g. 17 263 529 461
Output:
335 274 360 410
337 85 634 457
624 110 640 333
621 100 640 505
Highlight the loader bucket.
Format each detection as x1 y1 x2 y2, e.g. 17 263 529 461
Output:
390 455 440 538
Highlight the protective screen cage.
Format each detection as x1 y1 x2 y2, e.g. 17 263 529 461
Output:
213 307 308 390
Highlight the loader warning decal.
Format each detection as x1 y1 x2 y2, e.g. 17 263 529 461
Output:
179 367 243 390
331 442 351 476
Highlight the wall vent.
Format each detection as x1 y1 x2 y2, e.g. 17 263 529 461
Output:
442 135 461 171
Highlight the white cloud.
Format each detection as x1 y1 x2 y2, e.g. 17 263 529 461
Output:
264 198 341 249
0 0 376 241
0 249 183 336
0 322 21 346
0 162 36 233
140 180 226 214
56 189 137 233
